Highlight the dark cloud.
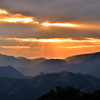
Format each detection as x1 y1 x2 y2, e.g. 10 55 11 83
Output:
1 0 100 18
0 0 100 39
0 22 100 39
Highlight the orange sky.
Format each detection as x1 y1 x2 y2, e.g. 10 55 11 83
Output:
0 37 100 59
0 8 100 59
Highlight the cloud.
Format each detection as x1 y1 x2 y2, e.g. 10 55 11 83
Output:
0 0 100 58
59 45 100 49
1 0 100 19
1 0 100 23
41 22 80 27
0 46 30 49
0 8 38 24
2 37 100 43
0 37 100 58
0 9 8 14
0 0 100 40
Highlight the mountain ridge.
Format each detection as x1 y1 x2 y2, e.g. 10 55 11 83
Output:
0 71 100 100
0 66 26 79
44 52 100 78
1 51 100 77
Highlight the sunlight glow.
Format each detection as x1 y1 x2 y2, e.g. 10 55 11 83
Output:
1 37 100 59
5 38 100 43
34 21 39 24
0 9 8 14
0 9 38 24
41 22 80 27
0 17 34 23
5 38 76 42
59 45 100 49
41 22 50 26
0 46 30 49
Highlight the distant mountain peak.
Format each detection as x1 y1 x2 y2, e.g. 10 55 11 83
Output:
0 66 26 79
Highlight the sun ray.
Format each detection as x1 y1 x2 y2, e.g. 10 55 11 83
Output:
1 37 100 59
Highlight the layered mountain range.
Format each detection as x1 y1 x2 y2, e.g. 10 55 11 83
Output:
0 52 100 99
44 52 100 78
0 52 100 78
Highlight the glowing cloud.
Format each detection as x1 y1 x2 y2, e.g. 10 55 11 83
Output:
4 38 100 43
0 17 33 23
0 9 8 14
1 37 100 59
59 45 100 49
0 46 30 49
5 38 76 42
0 9 38 24
41 22 80 27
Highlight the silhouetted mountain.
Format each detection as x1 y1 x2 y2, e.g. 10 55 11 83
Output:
0 72 100 100
0 54 67 76
65 53 93 64
35 59 67 73
64 52 100 78
1 51 100 78
0 54 46 76
0 66 26 79
19 59 67 76
44 52 100 78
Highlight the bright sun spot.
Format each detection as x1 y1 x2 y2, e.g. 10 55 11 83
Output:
41 22 50 27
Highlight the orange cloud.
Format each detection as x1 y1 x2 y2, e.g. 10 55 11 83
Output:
0 9 8 14
1 37 100 59
4 37 100 43
0 9 38 24
59 45 100 49
0 46 30 49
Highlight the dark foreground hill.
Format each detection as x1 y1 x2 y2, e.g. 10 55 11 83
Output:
0 66 25 79
0 72 100 100
37 86 100 100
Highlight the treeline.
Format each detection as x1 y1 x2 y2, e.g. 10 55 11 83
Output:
37 86 100 100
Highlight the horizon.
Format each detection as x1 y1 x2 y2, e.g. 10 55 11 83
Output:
1 51 100 60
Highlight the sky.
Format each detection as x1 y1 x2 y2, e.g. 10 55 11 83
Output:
0 0 100 59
